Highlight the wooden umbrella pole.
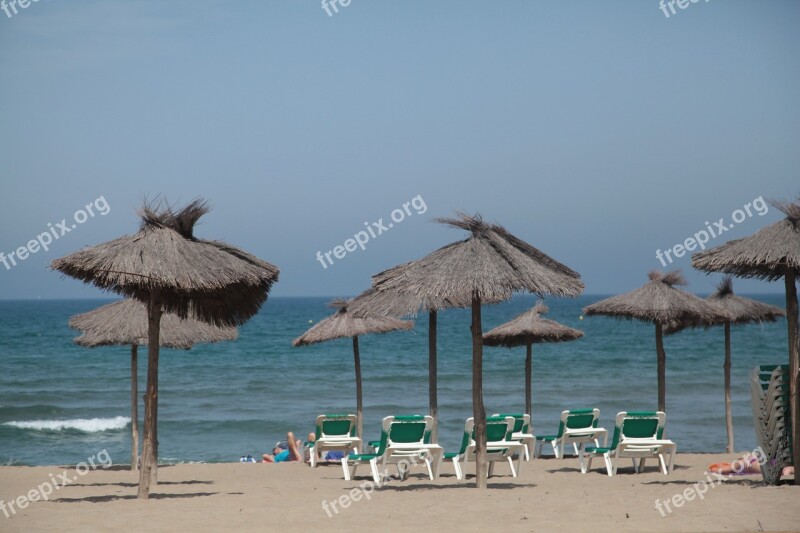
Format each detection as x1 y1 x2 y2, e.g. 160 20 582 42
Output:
525 342 532 419
429 310 438 443
131 345 139 472
656 322 666 413
353 337 363 442
138 290 162 499
785 268 799 485
471 293 487 489
724 322 734 454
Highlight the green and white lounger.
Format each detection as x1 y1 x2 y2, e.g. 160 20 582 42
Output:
445 416 526 480
533 409 606 459
342 415 443 482
306 414 361 467
492 413 535 461
580 411 676 476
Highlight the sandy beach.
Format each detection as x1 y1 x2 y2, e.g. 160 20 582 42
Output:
1 453 797 532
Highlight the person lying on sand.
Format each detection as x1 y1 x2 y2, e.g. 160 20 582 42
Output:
708 451 794 477
262 431 308 463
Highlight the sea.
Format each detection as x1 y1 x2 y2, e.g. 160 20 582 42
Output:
0 295 789 466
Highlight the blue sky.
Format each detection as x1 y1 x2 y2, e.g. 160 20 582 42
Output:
1 0 798 299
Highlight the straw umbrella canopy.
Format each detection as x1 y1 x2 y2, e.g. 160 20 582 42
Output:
349 287 469 443
360 213 584 489
52 200 279 499
665 277 784 453
483 302 584 419
583 271 730 413
69 298 238 471
292 299 413 440
692 199 800 484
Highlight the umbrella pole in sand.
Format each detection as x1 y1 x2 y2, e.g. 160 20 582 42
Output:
353 336 363 442
138 291 162 498
525 342 532 419
723 322 733 454
655 322 666 413
131 345 139 472
429 310 438 443
785 268 800 484
470 294 488 489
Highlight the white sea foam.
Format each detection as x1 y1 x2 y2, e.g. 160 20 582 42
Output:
3 416 130 432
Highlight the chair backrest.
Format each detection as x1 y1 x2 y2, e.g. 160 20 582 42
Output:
609 411 666 449
494 413 529 434
315 414 357 440
554 408 599 438
374 415 432 454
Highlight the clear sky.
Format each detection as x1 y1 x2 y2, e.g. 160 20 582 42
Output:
1 1 798 299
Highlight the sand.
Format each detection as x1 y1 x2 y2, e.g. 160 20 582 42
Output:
0 453 798 532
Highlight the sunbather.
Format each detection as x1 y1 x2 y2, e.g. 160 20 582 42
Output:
709 451 794 477
262 431 307 463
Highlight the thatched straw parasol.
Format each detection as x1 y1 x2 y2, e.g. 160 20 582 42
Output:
483 302 583 419
361 213 584 489
70 299 238 471
693 199 800 483
292 299 413 440
583 271 730 413
665 277 784 453
52 199 279 499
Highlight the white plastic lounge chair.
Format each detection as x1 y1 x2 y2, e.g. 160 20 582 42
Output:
445 416 526 480
342 415 443 482
492 413 535 461
580 411 676 476
533 409 607 459
306 414 361 467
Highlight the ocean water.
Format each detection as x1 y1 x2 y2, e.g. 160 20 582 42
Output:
0 295 789 466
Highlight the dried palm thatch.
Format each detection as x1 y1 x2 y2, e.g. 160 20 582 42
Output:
483 302 583 417
70 299 238 471
664 277 784 453
693 199 800 483
666 277 785 334
483 302 584 347
293 299 413 440
71 299 238 349
692 201 800 281
371 213 584 304
53 200 279 327
584 271 729 326
366 212 583 489
52 199 279 499
583 271 730 412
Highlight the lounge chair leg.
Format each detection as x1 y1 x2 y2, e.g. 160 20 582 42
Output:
425 457 435 480
507 456 517 477
584 454 593 474
488 461 495 478
370 459 381 483
605 454 614 476
453 458 463 480
573 443 580 456
341 458 351 481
